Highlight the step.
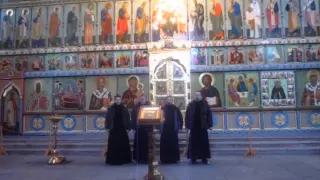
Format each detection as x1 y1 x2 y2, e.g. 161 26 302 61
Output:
5 147 320 156
3 140 320 149
4 136 320 142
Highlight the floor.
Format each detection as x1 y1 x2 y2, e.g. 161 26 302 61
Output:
0 155 319 180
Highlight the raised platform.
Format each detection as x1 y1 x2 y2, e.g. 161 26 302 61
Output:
3 131 320 156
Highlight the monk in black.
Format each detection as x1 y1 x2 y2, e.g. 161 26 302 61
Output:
105 95 132 165
160 96 183 164
131 96 151 164
185 91 212 164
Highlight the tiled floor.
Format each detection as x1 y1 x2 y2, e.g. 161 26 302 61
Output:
0 155 319 180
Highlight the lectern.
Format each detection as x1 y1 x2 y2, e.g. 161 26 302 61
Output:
138 106 164 180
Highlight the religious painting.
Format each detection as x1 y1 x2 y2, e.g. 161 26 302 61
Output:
15 8 31 48
98 1 114 44
13 56 28 72
24 78 52 112
305 44 320 62
151 0 188 41
264 0 281 38
173 81 185 94
266 45 284 64
227 0 244 39
286 45 303 62
64 4 79 46
296 69 320 107
116 0 131 44
261 71 296 108
62 53 79 70
0 56 13 72
282 0 301 37
208 48 226 65
85 76 117 111
190 72 224 107
46 54 61 71
207 0 225 40
80 53 96 69
97 52 114 69
48 5 63 47
118 75 149 109
225 72 259 107
53 78 85 110
81 3 96 45
133 0 150 43
1 9 15 49
189 0 206 41
303 0 320 37
247 46 264 64
155 63 167 79
27 55 45 72
244 0 262 39
156 81 168 95
191 48 207 65
133 51 149 67
174 96 186 110
172 62 186 79
31 6 47 48
3 89 20 132
115 51 131 68
228 47 245 65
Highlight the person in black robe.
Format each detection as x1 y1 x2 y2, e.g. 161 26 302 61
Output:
105 94 132 165
131 95 151 164
160 96 183 164
271 80 286 99
185 91 212 164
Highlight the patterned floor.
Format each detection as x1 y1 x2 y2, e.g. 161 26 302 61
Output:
0 155 319 180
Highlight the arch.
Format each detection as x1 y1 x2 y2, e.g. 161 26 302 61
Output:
1 82 22 99
1 83 23 134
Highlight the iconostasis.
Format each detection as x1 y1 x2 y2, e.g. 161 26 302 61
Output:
0 0 319 49
0 0 320 135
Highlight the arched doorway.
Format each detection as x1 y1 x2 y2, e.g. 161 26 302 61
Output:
1 85 21 136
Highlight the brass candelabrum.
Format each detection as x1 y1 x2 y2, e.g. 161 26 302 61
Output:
144 126 164 180
47 115 67 165
0 125 8 155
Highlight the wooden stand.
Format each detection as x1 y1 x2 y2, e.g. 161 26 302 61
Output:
45 121 54 156
144 126 164 180
245 126 256 156
47 115 67 165
0 125 8 155
137 106 164 180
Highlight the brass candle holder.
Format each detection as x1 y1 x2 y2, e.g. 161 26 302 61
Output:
47 115 67 165
0 125 8 155
245 126 256 156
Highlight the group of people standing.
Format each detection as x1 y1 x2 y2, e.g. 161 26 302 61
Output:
104 92 212 165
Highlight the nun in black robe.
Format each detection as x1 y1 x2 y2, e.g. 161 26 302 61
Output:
131 96 151 164
105 95 132 165
160 96 183 164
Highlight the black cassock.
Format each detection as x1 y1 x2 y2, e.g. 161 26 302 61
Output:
185 100 212 161
131 102 151 164
105 104 132 165
160 104 183 164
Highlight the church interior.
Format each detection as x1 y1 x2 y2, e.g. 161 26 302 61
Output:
0 0 319 156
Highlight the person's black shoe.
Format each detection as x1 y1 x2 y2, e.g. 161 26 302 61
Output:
202 159 209 164
190 159 196 164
